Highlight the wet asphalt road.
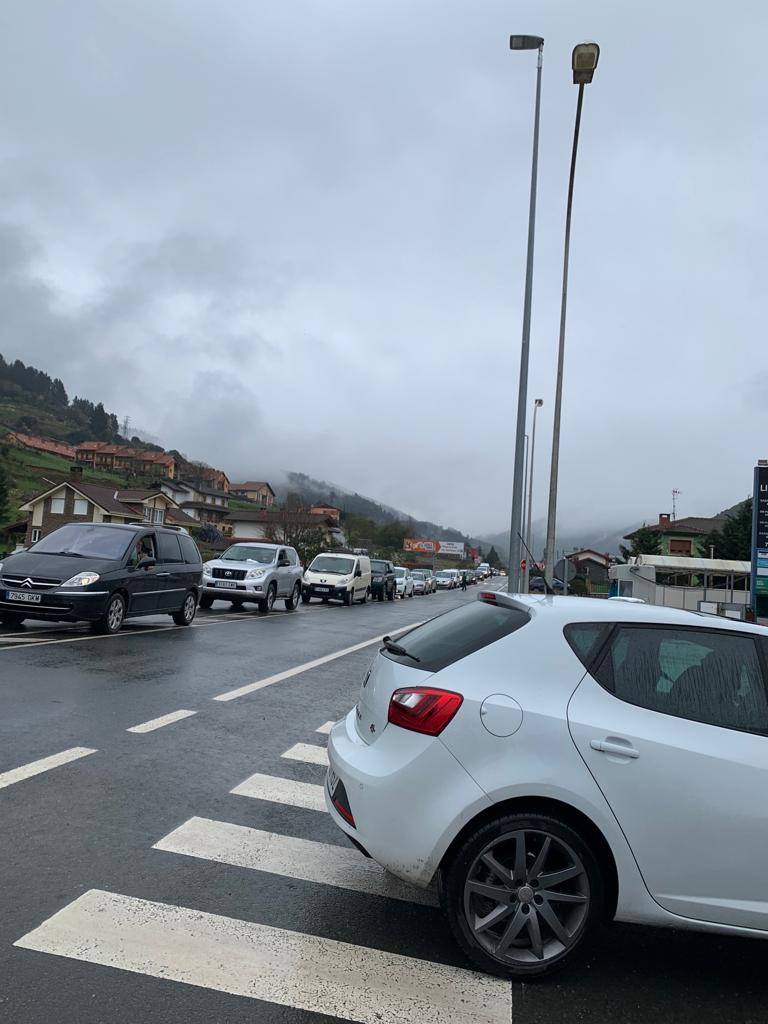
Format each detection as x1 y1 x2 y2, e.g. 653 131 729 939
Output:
1 585 766 1024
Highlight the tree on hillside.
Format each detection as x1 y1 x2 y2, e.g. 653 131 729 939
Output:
263 506 327 567
89 402 111 439
486 546 502 569
619 526 661 562
50 378 68 405
0 456 10 524
700 499 752 561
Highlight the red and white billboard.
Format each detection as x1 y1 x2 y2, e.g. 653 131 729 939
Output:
404 538 466 557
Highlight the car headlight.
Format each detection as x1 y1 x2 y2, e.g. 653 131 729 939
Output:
61 572 101 588
246 568 266 579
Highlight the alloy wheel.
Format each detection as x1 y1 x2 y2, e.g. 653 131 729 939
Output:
107 597 124 632
183 594 196 622
463 829 589 967
266 586 275 611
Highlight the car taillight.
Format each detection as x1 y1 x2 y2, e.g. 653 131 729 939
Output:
388 687 463 736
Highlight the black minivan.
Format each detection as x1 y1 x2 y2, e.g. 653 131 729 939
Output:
0 522 203 634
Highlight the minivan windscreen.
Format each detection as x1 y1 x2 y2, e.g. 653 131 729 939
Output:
30 524 134 561
309 556 355 574
221 545 275 564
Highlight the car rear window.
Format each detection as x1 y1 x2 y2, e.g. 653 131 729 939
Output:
157 533 183 562
179 534 202 565
384 599 529 673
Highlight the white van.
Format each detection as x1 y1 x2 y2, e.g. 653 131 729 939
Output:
302 552 372 606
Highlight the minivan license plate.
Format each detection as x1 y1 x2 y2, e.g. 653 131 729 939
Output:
6 591 41 603
216 581 238 589
315 587 330 593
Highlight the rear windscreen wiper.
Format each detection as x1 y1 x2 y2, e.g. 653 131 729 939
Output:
382 636 421 663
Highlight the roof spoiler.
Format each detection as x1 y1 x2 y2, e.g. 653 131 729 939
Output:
477 590 531 613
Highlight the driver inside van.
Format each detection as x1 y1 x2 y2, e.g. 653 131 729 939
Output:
130 537 154 566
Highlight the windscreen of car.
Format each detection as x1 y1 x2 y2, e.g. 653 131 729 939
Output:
309 556 355 574
435 571 451 578
384 600 530 672
394 568 406 578
411 571 425 579
30 524 133 561
371 560 389 573
221 545 275 564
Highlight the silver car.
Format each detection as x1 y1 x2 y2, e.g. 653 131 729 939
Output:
200 542 303 614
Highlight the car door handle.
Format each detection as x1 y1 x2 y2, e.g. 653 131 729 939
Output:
590 739 640 759
155 572 171 577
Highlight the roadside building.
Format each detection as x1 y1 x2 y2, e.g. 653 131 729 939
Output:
18 467 196 546
566 549 612 584
158 479 230 526
229 481 276 507
75 442 180 480
310 503 342 523
623 513 727 558
224 508 343 545
5 431 77 460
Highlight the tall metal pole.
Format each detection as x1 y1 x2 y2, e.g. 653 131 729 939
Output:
522 432 530 553
507 42 543 594
524 398 543 590
544 83 584 585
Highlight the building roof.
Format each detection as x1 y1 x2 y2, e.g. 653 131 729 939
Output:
6 431 78 459
624 515 727 540
568 549 610 562
117 488 174 503
181 501 229 512
176 480 230 499
230 481 274 494
165 508 199 527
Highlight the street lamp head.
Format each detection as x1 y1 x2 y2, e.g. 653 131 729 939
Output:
534 398 544 407
510 34 544 51
572 41 600 84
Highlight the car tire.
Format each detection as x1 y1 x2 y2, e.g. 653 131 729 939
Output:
358 588 369 605
258 583 277 615
172 591 197 626
345 588 355 607
439 812 604 980
285 582 301 611
301 593 311 604
0 612 26 626
377 590 384 602
231 599 245 611
387 587 395 601
198 594 214 610
408 588 414 598
94 593 126 635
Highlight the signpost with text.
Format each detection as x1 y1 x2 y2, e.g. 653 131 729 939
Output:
751 463 768 619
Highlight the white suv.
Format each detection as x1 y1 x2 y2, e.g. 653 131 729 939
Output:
327 593 768 977
200 542 302 613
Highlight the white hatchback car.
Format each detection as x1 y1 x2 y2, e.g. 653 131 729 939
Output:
393 566 414 599
327 592 768 978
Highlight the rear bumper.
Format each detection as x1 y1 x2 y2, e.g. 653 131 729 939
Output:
326 709 491 887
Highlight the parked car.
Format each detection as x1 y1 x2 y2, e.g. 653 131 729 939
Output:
410 569 433 595
303 552 371 605
444 569 461 589
434 570 455 590
370 559 396 602
423 570 438 594
393 566 414 599
201 542 302 613
0 522 202 634
529 576 568 594
327 594 768 978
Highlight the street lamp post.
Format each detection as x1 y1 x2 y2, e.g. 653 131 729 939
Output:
544 42 600 586
523 398 544 590
507 33 544 594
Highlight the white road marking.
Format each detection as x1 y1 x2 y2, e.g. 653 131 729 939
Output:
231 771 327 812
126 709 197 734
280 742 328 767
0 611 282 654
315 720 335 734
212 621 426 702
154 816 437 906
14 890 510 1023
0 747 97 791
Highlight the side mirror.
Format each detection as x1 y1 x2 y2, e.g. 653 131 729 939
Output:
138 557 156 570
354 567 362 578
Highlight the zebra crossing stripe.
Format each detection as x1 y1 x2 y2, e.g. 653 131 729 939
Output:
15 890 511 1023
153 816 437 906
316 721 335 735
230 772 327 813
280 742 329 767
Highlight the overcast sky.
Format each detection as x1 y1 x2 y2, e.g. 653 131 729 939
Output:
0 0 765 537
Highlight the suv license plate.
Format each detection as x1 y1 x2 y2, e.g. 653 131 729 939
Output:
216 581 238 589
6 591 41 603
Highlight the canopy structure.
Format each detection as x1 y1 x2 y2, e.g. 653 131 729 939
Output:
632 554 751 575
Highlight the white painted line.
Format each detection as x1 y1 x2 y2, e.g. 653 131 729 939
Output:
212 621 426 702
280 742 328 767
154 816 437 906
315 721 335 735
0 747 97 792
14 890 510 1022
126 709 197 734
231 772 327 813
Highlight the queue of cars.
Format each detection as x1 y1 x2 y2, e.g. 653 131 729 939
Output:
0 523 486 632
